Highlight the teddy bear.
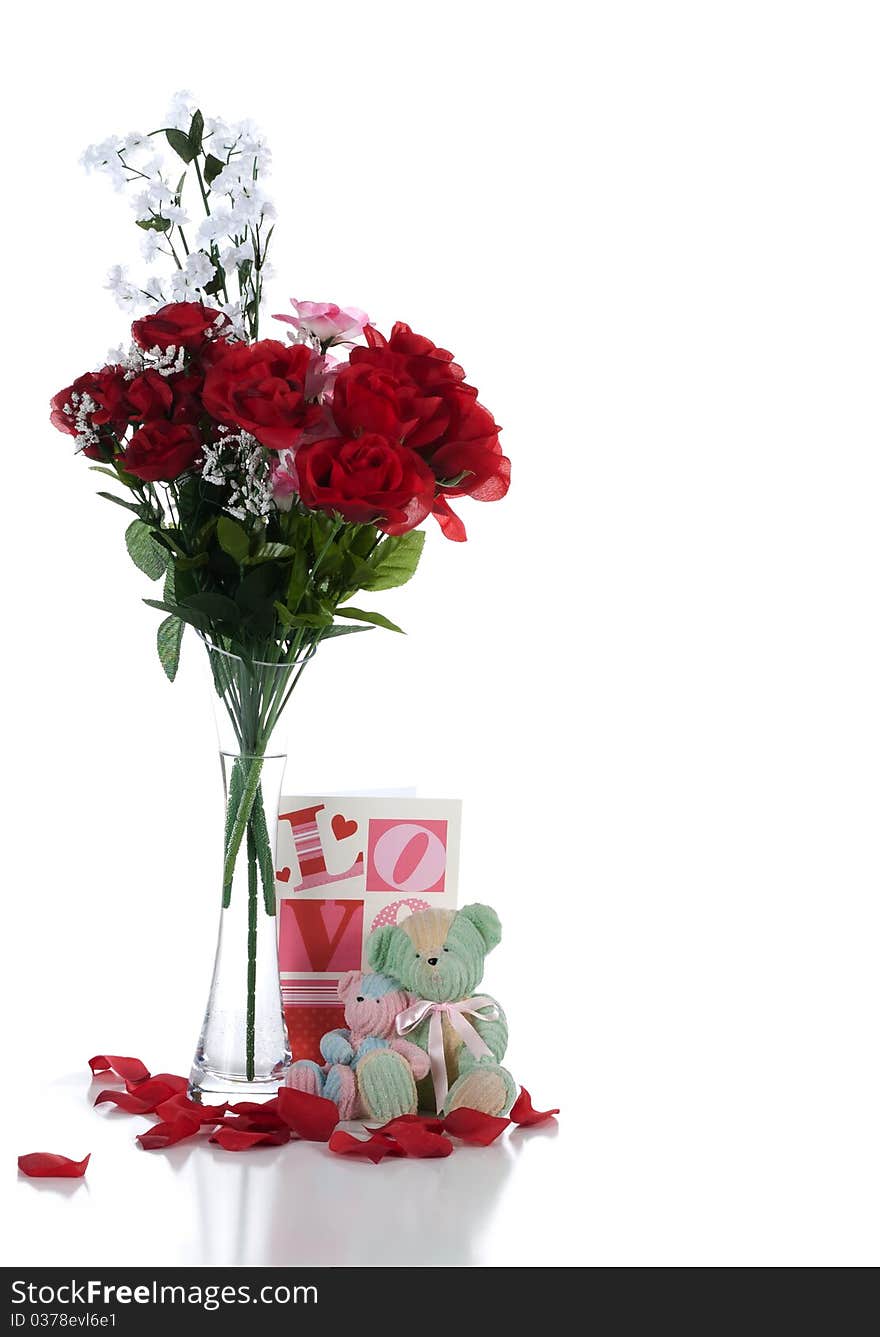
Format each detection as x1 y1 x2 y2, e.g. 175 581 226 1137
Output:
365 903 516 1118
285 970 430 1120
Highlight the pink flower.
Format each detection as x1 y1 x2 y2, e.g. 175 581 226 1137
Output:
273 299 369 347
270 449 300 512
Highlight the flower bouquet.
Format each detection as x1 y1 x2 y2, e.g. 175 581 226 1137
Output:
51 97 510 1101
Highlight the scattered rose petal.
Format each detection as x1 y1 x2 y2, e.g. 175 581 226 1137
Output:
328 1130 405 1163
94 1090 161 1116
510 1088 559 1126
95 1078 185 1115
125 1073 187 1096
89 1055 150 1084
388 1123 453 1159
137 1116 201 1150
155 1095 226 1126
442 1107 511 1145
276 1087 338 1142
18 1152 90 1179
210 1126 291 1151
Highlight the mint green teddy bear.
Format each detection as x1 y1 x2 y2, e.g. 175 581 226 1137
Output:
366 903 516 1118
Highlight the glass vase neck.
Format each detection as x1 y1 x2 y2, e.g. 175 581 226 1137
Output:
200 636 315 758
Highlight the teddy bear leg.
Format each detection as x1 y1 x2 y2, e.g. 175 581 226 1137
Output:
443 1063 517 1118
286 1059 325 1097
355 1048 418 1122
323 1064 359 1120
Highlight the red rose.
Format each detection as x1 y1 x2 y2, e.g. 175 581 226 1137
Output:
125 369 174 423
333 322 510 540
122 421 202 482
50 366 130 459
295 433 436 532
202 340 322 450
168 370 205 425
131 302 228 352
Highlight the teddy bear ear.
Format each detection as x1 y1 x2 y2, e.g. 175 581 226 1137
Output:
459 903 502 953
336 970 361 1000
366 925 395 973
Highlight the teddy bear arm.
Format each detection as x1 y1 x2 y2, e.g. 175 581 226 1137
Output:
390 1037 431 1080
353 1036 390 1065
467 999 509 1063
320 1029 355 1065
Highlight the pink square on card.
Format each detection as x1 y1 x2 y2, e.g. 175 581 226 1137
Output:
278 899 364 973
365 818 448 895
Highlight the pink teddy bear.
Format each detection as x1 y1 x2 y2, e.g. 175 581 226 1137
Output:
286 970 430 1120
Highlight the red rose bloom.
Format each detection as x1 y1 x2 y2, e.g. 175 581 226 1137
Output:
202 339 322 450
122 421 202 482
125 369 174 423
50 366 130 458
332 323 510 541
168 370 205 425
295 433 436 532
131 302 228 352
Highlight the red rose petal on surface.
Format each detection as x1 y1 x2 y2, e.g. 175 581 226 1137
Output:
210 1126 291 1152
375 1114 446 1136
89 1055 150 1084
94 1090 160 1116
136 1116 200 1151
442 1107 511 1146
18 1153 90 1179
155 1095 226 1126
125 1073 187 1096
328 1130 405 1163
388 1123 453 1159
510 1088 560 1127
276 1087 338 1142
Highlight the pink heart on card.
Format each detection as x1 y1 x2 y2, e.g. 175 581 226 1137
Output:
331 814 358 841
276 867 291 883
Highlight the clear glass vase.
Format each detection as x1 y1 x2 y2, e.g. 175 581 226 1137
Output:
189 638 315 1103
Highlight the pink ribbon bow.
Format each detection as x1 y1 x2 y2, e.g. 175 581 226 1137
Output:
395 996 499 1112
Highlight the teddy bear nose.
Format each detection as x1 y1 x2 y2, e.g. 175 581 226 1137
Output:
427 956 439 966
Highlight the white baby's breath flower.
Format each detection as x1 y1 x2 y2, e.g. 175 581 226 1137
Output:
197 212 232 243
184 251 216 287
123 131 149 153
140 229 165 261
220 240 255 270
163 205 189 225
166 90 195 131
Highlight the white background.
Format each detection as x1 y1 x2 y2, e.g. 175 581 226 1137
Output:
1 0 878 1268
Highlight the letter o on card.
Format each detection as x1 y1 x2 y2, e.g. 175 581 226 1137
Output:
366 820 448 894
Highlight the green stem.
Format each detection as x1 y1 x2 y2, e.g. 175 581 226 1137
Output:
245 826 257 1082
222 755 264 889
249 786 277 915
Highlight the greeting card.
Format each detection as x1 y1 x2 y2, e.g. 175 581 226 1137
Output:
276 797 462 1061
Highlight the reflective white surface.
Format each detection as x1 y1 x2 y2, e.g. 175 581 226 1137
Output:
9 1072 571 1267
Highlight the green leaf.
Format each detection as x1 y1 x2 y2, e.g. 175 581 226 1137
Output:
157 616 184 682
97 490 140 514
362 531 426 591
89 466 124 481
216 515 250 563
321 623 376 639
181 592 241 626
144 598 209 632
203 153 224 185
335 607 405 634
125 520 168 580
244 543 297 565
166 128 195 163
189 110 204 153
174 553 209 571
273 602 332 629
135 216 172 233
